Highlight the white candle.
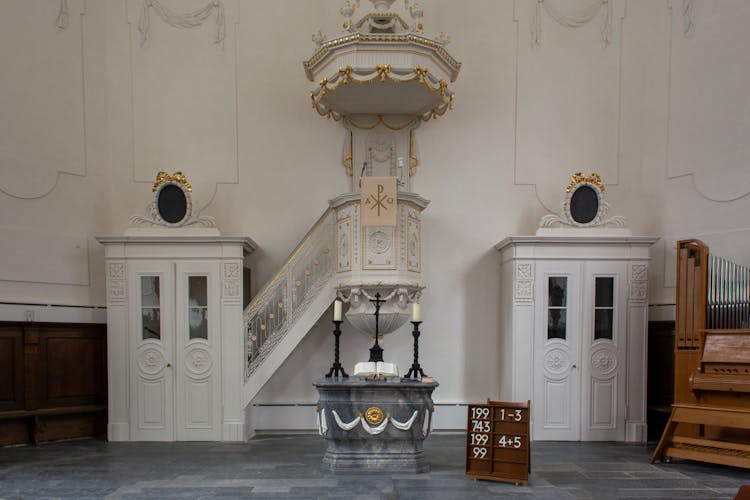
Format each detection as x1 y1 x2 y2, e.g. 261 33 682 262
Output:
333 300 342 321
412 303 421 322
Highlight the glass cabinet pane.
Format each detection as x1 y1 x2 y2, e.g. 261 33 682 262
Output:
548 277 567 307
595 277 614 308
189 276 208 307
141 276 160 340
548 276 568 340
548 309 567 339
595 310 613 340
188 276 208 340
594 277 615 340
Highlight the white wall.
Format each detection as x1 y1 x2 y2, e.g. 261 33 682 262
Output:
1 0 749 421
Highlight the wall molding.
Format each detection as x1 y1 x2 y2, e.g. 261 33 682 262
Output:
512 0 625 213
0 302 106 324
126 0 240 212
0 0 88 200
664 0 750 202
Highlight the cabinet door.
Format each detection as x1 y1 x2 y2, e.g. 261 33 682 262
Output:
129 262 174 441
533 262 582 441
175 261 221 441
580 262 627 441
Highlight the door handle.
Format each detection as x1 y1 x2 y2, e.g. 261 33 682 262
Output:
167 363 172 368
571 364 577 369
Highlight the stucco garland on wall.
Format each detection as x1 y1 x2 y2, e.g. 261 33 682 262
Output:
138 0 226 49
531 0 613 48
57 0 69 30
682 0 694 38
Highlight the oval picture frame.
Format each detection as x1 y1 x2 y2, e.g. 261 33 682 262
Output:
562 178 604 227
153 181 192 227
568 184 601 225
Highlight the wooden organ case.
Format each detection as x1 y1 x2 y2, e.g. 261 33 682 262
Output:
651 240 750 469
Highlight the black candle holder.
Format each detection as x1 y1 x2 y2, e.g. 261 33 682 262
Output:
325 320 348 378
368 292 385 363
405 321 426 379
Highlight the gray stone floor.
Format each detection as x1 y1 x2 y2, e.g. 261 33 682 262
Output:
0 434 747 499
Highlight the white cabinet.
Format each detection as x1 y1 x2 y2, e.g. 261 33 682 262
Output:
496 234 657 442
99 231 255 442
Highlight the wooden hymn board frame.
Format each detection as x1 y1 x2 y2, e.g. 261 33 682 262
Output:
465 400 530 484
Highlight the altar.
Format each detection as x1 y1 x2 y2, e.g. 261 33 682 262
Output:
314 377 437 473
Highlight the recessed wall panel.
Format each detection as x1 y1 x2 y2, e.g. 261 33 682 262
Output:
127 0 239 208
0 0 87 199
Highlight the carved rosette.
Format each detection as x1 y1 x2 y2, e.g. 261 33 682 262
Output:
543 347 571 379
365 406 385 425
185 347 213 376
108 261 128 303
591 347 618 378
363 226 397 269
138 347 166 376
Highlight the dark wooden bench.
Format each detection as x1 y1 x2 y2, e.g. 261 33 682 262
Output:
0 404 107 445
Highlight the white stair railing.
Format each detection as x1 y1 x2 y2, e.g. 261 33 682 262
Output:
244 208 335 380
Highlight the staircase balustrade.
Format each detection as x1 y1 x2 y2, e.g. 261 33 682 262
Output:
244 209 335 380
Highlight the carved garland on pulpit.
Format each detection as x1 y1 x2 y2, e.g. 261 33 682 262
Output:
310 65 454 121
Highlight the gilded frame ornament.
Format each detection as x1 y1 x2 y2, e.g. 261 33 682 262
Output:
540 172 627 229
129 171 217 228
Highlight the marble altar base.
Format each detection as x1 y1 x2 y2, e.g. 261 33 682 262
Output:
314 377 438 473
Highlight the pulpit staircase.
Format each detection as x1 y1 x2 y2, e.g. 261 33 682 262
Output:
241 207 337 408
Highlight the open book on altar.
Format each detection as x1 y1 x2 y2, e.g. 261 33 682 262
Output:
354 361 399 378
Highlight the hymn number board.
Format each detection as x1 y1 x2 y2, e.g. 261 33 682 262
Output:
465 400 530 484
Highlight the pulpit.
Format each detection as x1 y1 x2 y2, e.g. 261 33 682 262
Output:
303 0 461 471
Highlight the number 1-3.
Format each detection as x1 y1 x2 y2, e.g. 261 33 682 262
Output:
499 409 523 421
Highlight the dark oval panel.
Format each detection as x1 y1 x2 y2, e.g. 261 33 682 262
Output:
569 185 599 224
157 184 188 224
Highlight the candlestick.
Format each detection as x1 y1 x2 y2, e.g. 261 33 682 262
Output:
368 292 385 363
325 320 348 378
405 321 426 379
333 299 342 321
412 302 421 322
